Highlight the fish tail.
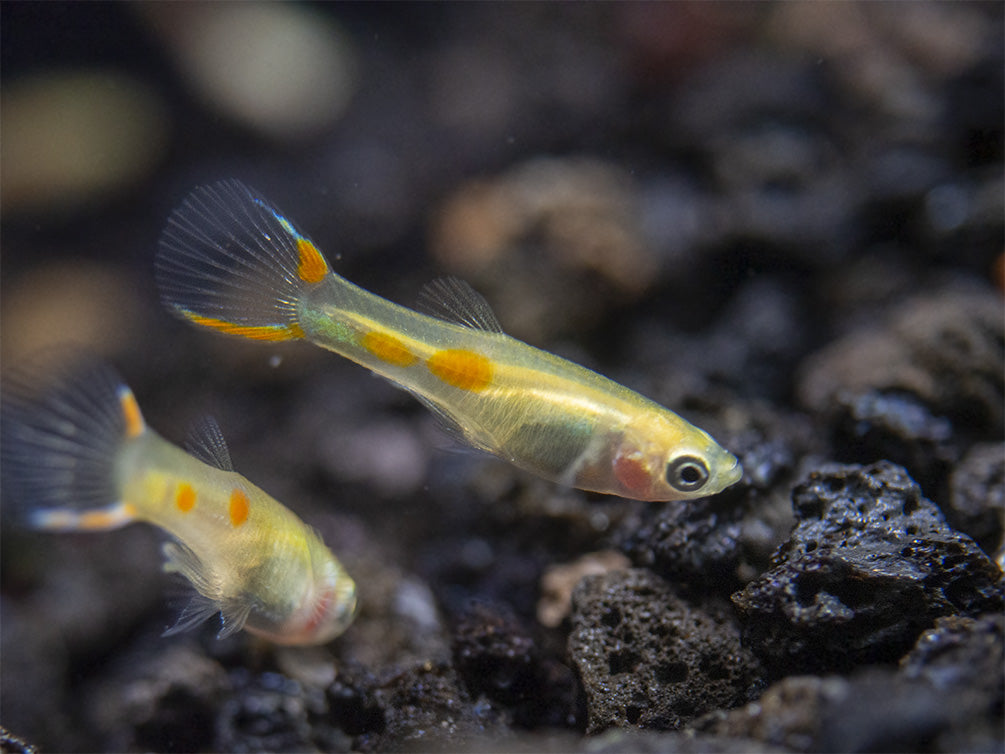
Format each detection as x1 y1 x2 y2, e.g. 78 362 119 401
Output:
1 356 144 531
156 180 334 343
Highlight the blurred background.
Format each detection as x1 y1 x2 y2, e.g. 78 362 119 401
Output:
1 2 1002 751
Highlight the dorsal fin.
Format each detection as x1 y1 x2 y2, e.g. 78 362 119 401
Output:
417 277 504 333
184 416 234 471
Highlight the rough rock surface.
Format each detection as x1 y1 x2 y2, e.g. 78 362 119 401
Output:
948 442 1005 559
451 601 579 729
732 461 1004 673
568 569 762 734
615 497 746 592
798 285 1005 448
697 613 1004 753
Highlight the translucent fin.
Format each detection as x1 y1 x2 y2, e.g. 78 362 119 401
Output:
1 355 140 527
162 540 253 639
184 416 234 472
163 594 252 640
217 601 253 639
163 540 227 637
412 393 492 455
162 541 217 596
163 593 221 637
417 277 504 333
156 180 331 343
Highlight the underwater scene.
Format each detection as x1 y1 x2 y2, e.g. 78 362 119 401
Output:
2 3 1002 752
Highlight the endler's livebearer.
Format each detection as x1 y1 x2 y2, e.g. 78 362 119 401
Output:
156 180 742 502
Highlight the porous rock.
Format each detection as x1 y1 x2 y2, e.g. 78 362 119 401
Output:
451 601 578 729
696 668 1000 753
696 613 1003 752
829 390 958 491
899 613 1003 706
615 497 745 592
330 660 511 752
798 284 1004 439
568 568 762 734
215 668 350 754
948 442 1004 558
86 641 229 753
732 461 1004 673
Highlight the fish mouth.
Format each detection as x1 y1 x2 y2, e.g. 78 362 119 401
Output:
722 456 743 487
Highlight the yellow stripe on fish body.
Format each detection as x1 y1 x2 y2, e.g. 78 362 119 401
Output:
157 180 743 502
1 357 356 646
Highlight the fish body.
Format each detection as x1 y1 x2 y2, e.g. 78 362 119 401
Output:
2 358 356 645
156 180 742 501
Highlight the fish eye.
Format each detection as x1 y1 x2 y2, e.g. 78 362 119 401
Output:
666 455 710 492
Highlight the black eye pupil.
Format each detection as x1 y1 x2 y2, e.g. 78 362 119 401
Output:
666 455 709 492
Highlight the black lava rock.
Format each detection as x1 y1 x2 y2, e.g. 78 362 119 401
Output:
732 461 1004 674
615 498 745 593
799 284 1005 440
948 442 1005 559
830 390 957 492
568 568 762 734
363 661 510 751
697 667 1002 754
215 669 349 754
451 601 579 729
899 613 1004 711
696 613 1003 753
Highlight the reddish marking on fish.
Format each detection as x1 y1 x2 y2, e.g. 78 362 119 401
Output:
613 452 651 498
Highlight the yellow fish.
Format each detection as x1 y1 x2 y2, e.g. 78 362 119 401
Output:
156 180 742 502
1 357 356 645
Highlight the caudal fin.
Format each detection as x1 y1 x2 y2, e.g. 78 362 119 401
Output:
1 356 143 531
156 180 333 343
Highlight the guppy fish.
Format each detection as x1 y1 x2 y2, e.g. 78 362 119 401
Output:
1 357 357 645
156 180 742 502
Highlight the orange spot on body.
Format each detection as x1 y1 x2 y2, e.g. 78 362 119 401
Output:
362 331 417 367
614 452 653 498
426 349 493 391
185 312 304 342
297 238 329 284
176 483 196 513
119 388 145 438
229 488 250 527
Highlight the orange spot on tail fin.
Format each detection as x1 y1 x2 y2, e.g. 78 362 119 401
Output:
32 502 138 531
119 387 145 438
184 312 304 342
297 238 329 284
